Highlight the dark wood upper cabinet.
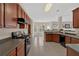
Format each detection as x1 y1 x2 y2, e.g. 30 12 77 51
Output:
0 3 4 28
24 11 30 24
21 9 25 19
73 7 79 28
24 12 26 20
5 3 18 28
28 24 31 35
0 3 31 28
17 5 22 18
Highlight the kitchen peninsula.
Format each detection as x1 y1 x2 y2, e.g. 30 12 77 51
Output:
45 31 79 55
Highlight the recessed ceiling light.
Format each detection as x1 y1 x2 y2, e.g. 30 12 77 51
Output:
44 3 52 12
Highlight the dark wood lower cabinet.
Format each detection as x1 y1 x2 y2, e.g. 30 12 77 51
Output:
65 36 71 44
52 34 59 43
45 32 79 44
8 41 25 56
71 38 79 44
45 32 59 43
67 47 79 56
17 42 24 56
46 34 53 42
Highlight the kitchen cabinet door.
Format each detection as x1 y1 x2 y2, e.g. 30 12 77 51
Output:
24 12 26 20
45 33 59 42
65 36 71 44
73 8 79 28
8 48 16 56
21 9 25 19
17 5 22 18
5 3 18 28
25 14 30 24
71 38 79 44
46 34 52 42
28 24 31 35
0 3 4 28
17 41 24 56
52 34 59 43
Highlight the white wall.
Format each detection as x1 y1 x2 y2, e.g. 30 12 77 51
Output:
0 28 28 40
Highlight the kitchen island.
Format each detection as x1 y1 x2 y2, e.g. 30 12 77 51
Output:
66 44 79 56
45 32 79 43
45 31 79 56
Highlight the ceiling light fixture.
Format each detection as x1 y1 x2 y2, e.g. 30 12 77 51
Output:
44 3 52 12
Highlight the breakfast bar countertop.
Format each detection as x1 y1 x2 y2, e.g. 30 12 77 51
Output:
66 44 79 53
45 32 79 39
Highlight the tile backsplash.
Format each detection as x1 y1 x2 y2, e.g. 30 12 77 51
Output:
0 28 28 40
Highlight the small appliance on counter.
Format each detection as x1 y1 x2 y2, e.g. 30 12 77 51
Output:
11 32 17 39
11 31 23 39
59 34 66 48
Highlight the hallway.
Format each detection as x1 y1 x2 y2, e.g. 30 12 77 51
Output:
28 42 66 56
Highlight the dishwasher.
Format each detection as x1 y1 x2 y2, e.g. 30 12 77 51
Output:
24 35 31 56
59 35 66 48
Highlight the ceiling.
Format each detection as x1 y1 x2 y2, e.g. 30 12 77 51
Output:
20 3 79 22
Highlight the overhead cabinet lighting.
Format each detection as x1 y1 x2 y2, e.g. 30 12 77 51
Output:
44 3 52 12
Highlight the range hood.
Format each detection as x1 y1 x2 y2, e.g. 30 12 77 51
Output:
17 18 27 24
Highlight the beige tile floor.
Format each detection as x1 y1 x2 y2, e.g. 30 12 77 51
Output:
28 42 67 56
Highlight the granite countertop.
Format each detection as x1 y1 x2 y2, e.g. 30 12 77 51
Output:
0 37 24 56
66 44 79 52
45 32 79 39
